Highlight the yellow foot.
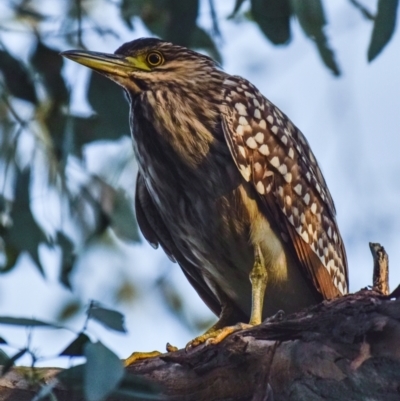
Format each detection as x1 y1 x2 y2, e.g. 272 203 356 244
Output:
186 323 252 350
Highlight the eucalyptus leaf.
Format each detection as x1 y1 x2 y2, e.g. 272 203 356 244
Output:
368 0 399 61
191 27 222 63
88 304 127 333
57 363 85 390
1 169 49 274
165 0 199 47
251 0 292 44
0 316 60 328
60 332 91 357
109 189 140 243
0 50 37 103
291 0 340 75
31 40 68 105
57 231 76 289
31 381 58 401
84 342 124 401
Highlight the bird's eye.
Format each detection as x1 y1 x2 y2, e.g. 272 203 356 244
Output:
146 52 163 67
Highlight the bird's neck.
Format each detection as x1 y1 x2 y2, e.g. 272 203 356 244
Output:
134 85 223 168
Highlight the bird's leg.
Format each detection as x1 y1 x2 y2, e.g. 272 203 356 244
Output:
249 244 267 325
187 245 268 348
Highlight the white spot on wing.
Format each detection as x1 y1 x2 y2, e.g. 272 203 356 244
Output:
278 164 287 175
267 115 274 124
294 184 302 195
238 146 246 158
301 231 309 243
239 116 248 126
255 132 264 143
254 109 261 119
259 120 267 129
311 203 317 214
239 164 251 181
246 137 258 149
271 126 278 134
284 173 292 183
270 156 280 168
259 144 270 155
235 103 248 116
256 181 265 194
253 98 261 108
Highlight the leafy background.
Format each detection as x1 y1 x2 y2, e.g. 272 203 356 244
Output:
0 0 399 399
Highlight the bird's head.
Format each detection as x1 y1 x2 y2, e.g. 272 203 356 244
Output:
61 38 222 96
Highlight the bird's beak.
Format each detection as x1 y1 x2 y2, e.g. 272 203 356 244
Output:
61 50 148 77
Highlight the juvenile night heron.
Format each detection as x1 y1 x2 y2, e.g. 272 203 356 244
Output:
62 38 348 351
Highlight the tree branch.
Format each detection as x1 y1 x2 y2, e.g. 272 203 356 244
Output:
1 244 398 400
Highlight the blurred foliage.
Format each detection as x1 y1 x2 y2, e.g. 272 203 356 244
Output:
0 303 162 400
0 0 398 398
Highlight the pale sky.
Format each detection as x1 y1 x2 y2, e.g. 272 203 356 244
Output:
0 0 399 367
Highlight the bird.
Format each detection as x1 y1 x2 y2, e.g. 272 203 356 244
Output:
62 38 348 350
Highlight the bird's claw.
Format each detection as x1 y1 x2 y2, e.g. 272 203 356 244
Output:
185 322 252 351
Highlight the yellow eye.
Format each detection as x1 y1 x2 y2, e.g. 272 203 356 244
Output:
146 51 163 67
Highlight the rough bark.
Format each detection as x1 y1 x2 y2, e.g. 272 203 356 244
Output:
0 245 397 401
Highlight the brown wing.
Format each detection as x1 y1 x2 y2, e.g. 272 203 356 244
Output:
135 172 223 316
220 76 348 299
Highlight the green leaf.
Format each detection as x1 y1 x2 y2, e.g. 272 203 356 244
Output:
1 348 27 376
190 27 222 63
57 363 85 390
120 0 146 29
0 317 59 327
30 41 69 105
1 168 49 274
57 231 76 289
87 71 130 141
368 0 399 61
251 0 292 44
291 0 340 75
0 50 37 103
165 0 199 47
70 114 98 157
84 341 124 401
135 0 169 37
88 304 127 333
31 381 58 401
60 333 90 357
109 189 140 243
